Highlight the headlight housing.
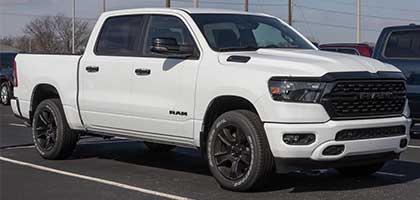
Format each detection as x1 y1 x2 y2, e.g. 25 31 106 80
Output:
268 79 326 103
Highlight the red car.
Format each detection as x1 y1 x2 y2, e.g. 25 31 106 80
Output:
319 43 373 57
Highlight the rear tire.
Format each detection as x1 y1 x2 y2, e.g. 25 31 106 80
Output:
207 110 273 191
32 99 78 159
336 162 385 177
0 82 11 105
144 141 176 152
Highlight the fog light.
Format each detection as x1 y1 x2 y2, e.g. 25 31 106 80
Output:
400 138 408 148
283 134 315 145
322 145 345 156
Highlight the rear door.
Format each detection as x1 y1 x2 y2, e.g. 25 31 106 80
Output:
78 15 146 130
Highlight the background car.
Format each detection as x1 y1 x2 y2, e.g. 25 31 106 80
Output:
0 52 17 105
319 43 373 57
372 23 420 137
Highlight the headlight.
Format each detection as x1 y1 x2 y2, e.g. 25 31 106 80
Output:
268 79 326 103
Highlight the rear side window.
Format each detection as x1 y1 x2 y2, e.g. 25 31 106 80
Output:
384 30 420 59
95 15 144 56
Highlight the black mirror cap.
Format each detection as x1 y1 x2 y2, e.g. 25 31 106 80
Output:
151 37 195 58
151 37 179 53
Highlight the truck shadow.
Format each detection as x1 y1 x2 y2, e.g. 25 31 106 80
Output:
71 139 420 193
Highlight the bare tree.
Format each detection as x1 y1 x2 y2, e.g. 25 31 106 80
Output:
21 14 91 54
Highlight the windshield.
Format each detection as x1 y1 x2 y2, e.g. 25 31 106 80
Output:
191 14 314 52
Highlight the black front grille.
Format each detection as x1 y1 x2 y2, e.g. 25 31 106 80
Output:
336 126 406 141
322 80 406 119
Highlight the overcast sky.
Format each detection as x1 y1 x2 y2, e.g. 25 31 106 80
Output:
0 0 419 43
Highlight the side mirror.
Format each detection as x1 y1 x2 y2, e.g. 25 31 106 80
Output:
151 38 194 58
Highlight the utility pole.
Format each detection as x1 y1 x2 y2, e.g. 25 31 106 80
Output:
165 0 170 8
288 0 293 25
245 0 249 12
102 0 106 12
194 0 199 8
356 0 361 43
72 0 75 54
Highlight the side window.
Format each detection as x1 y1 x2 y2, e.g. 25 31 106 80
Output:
144 15 198 58
384 30 420 59
95 15 144 56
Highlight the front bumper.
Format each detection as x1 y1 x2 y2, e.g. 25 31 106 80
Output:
264 116 411 172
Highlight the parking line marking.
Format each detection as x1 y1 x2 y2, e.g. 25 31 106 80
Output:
0 156 193 200
2 145 35 150
408 145 420 149
376 172 406 177
9 123 27 127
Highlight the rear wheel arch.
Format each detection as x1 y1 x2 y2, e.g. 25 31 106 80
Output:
200 95 260 154
30 84 61 122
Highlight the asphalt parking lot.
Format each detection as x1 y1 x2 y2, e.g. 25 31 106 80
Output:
1 105 420 200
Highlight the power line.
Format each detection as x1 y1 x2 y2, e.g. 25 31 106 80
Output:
295 4 420 22
293 20 381 33
172 0 288 7
296 0 420 13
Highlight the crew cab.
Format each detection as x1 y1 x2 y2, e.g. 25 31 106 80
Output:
11 8 411 191
373 24 419 135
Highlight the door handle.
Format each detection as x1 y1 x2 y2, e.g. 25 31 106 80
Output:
135 68 151 76
86 66 99 73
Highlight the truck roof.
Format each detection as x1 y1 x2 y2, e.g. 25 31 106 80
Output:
103 8 266 17
382 24 420 31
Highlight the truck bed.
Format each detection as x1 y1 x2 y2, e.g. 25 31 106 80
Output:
13 54 82 128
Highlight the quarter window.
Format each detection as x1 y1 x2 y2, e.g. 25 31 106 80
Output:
96 15 144 56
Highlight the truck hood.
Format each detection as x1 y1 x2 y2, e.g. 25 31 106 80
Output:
218 49 401 77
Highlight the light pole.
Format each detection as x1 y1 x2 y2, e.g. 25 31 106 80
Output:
356 0 361 43
102 0 106 12
288 0 293 25
245 0 249 12
165 0 170 8
194 0 199 8
72 0 75 54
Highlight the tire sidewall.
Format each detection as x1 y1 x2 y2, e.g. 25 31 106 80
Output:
207 112 262 190
32 100 66 159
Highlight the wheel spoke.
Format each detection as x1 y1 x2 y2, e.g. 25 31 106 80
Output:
239 155 250 166
39 112 49 125
230 160 240 178
222 128 236 143
214 151 229 157
216 154 231 166
217 133 232 147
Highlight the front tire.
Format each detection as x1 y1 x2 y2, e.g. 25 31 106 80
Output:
32 99 78 159
207 110 273 191
336 162 385 177
0 82 11 105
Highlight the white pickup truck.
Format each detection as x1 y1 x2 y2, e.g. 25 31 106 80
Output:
11 8 411 191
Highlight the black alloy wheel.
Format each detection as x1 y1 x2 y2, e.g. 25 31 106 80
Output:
212 124 252 180
34 106 58 152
